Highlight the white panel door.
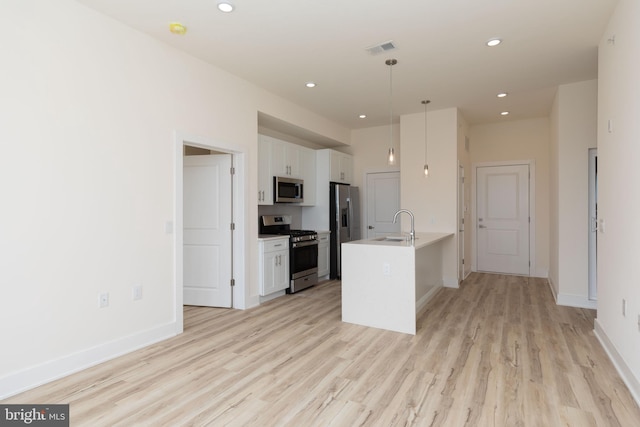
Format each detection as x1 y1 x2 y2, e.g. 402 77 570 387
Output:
183 154 232 307
366 172 400 238
477 164 530 275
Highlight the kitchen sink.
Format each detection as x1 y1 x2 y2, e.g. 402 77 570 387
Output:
373 236 410 242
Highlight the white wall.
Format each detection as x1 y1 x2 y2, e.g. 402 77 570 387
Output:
350 124 401 238
468 118 551 278
594 0 640 404
549 80 598 308
400 108 459 286
350 124 400 189
0 0 348 398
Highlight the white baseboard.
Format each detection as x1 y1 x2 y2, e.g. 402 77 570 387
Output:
594 319 640 407
0 322 178 400
416 285 442 314
556 293 597 309
546 278 597 309
443 277 459 288
533 267 548 278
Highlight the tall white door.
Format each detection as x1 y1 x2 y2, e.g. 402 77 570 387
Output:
366 172 401 238
477 164 530 275
183 154 233 307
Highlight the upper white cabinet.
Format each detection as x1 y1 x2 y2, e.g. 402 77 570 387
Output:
302 149 352 231
258 134 316 206
271 138 301 178
329 150 353 184
258 137 273 205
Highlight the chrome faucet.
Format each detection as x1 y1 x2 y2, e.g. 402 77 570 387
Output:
393 209 415 242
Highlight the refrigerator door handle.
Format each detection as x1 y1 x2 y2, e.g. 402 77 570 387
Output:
346 199 351 238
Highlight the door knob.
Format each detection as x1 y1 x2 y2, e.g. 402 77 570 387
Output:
368 226 375 229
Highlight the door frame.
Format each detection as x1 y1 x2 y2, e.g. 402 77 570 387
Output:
458 163 465 282
471 160 536 276
588 148 597 301
174 131 246 334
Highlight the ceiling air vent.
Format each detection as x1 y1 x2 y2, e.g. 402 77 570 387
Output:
365 40 397 55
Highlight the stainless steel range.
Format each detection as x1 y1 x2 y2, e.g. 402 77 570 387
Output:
259 215 318 293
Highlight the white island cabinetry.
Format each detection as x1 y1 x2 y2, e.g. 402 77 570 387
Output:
258 236 289 296
341 232 453 335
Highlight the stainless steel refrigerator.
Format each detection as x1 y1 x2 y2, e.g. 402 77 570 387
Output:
329 183 360 279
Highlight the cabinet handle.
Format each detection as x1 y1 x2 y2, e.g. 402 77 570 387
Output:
274 243 283 247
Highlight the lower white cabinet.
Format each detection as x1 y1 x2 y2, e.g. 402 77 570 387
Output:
259 237 290 296
317 231 330 278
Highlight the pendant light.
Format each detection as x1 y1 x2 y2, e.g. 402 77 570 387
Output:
386 59 397 165
422 99 431 177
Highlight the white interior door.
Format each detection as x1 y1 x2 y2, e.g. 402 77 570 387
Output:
366 172 400 238
183 154 232 307
477 164 530 275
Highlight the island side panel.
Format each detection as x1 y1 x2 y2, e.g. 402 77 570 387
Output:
415 240 444 313
341 243 416 335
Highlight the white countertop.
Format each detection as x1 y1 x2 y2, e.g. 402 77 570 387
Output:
258 235 290 241
345 232 453 250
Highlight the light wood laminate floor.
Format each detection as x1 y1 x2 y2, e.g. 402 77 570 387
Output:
4 273 640 426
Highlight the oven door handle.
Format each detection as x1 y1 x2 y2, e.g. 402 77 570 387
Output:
292 240 318 248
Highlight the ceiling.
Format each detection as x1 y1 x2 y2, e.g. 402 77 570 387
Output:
75 0 616 130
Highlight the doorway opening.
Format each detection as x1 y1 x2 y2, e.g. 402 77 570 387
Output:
473 161 535 276
174 132 246 334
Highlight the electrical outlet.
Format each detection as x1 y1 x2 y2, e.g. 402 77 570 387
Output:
133 285 143 301
383 262 391 276
99 292 109 308
622 299 626 316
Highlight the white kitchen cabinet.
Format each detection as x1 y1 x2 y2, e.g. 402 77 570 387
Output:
259 237 290 296
258 137 273 205
258 134 317 206
271 137 301 178
302 149 352 231
329 150 353 184
317 231 330 278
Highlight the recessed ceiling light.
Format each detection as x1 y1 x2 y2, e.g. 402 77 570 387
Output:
305 82 316 88
359 114 367 119
497 92 508 98
501 111 510 116
217 1 234 12
486 38 502 47
169 22 187 35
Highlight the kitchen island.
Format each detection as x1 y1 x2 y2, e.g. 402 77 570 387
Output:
341 232 454 335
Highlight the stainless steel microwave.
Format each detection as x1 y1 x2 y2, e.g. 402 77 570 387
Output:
274 176 304 203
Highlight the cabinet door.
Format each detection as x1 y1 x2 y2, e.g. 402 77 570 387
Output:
258 138 273 205
339 154 353 184
274 250 290 292
262 251 278 295
271 139 288 176
317 232 330 277
329 151 353 184
286 144 301 177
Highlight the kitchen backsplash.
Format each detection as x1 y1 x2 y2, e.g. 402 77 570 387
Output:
258 204 303 229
